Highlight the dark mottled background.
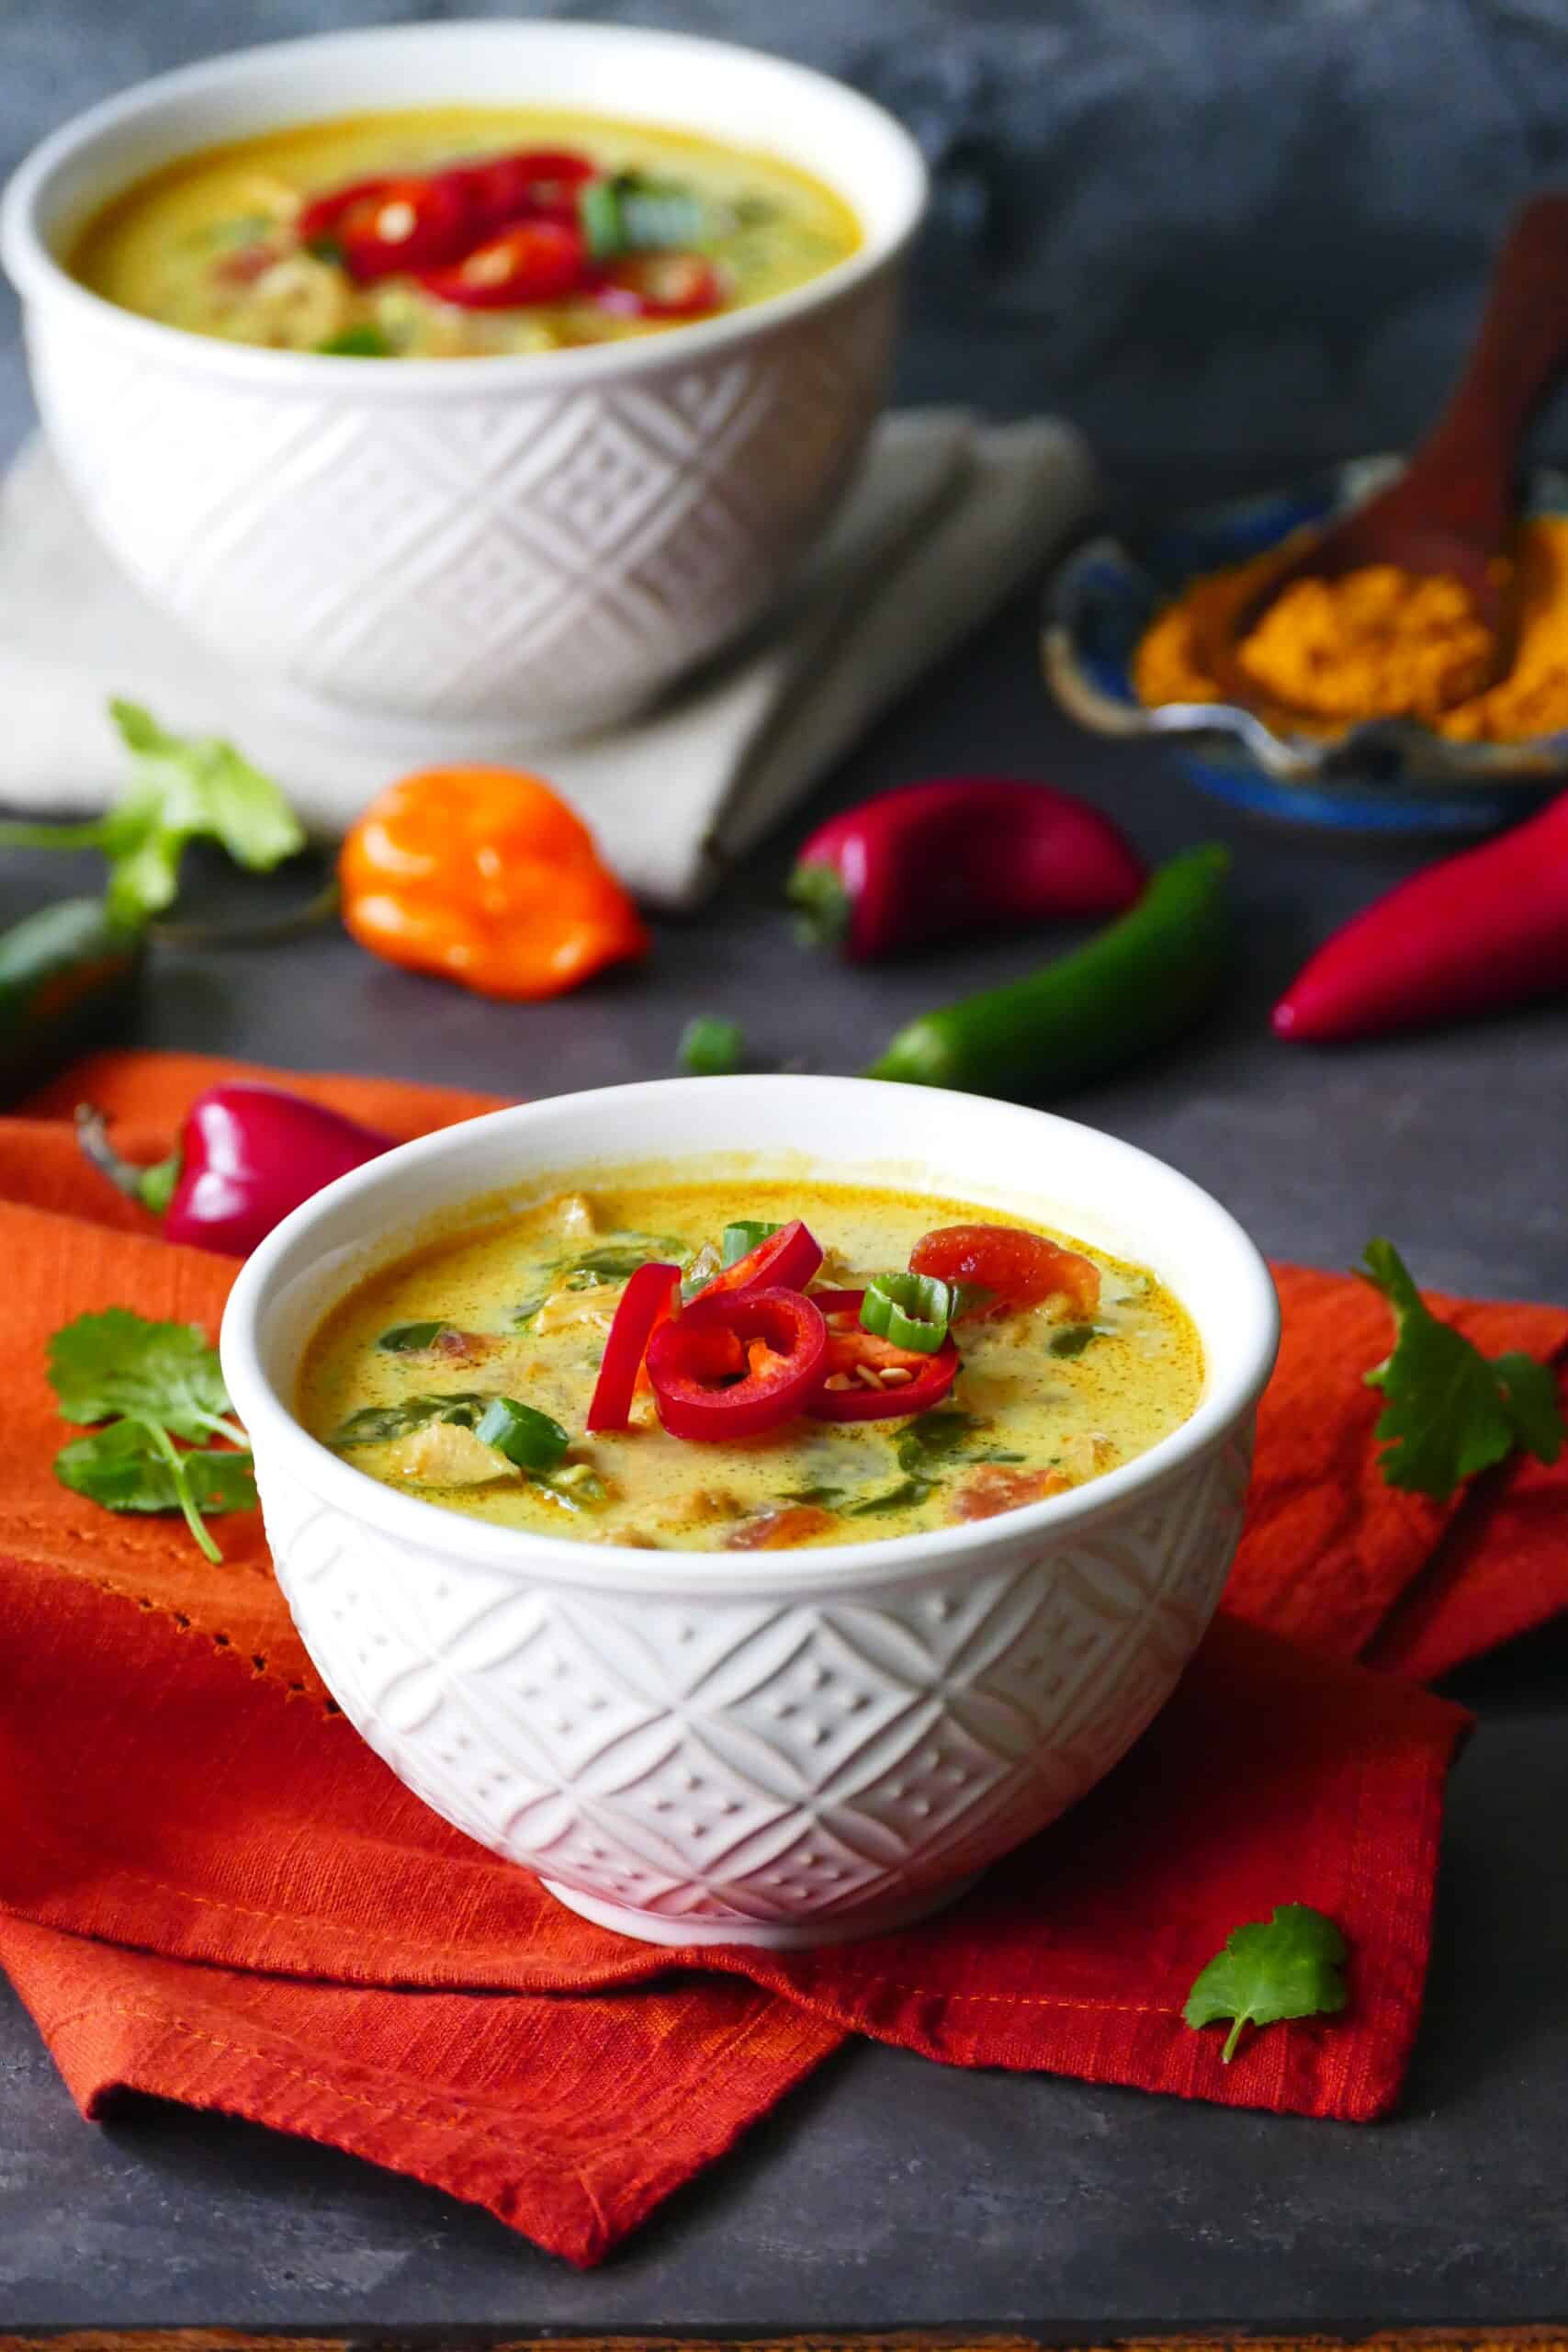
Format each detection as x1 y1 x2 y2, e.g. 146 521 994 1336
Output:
8 0 1568 473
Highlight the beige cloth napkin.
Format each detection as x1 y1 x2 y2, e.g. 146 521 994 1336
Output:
0 408 1094 908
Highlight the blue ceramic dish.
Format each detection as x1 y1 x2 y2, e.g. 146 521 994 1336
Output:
1043 459 1568 836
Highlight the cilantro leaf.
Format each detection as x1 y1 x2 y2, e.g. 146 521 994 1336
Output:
104 700 307 922
48 1309 236 1441
56 1422 256 1517
0 703 307 926
1359 1238 1564 1501
47 1307 253 1562
1183 1903 1348 2064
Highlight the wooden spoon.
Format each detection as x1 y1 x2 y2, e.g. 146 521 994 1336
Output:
1211 191 1568 707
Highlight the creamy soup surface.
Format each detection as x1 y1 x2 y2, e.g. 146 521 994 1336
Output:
299 1179 1203 1552
69 106 862 358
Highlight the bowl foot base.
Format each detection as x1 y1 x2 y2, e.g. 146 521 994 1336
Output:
539 1871 981 1949
256 672 659 752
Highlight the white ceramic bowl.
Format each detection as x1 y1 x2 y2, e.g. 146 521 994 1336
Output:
0 24 926 741
221 1078 1279 1949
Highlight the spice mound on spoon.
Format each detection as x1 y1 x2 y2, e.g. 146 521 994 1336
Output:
1197 192 1568 725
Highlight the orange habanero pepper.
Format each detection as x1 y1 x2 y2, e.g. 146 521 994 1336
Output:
339 766 649 1001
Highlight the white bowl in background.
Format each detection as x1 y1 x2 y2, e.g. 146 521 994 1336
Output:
220 1077 1280 1950
0 24 927 741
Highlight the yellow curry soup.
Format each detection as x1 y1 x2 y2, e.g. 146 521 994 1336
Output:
299 1179 1203 1552
70 107 862 359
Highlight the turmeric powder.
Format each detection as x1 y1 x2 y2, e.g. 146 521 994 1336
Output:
1134 516 1568 742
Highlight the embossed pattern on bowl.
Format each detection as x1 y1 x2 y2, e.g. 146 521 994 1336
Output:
221 1078 1280 1949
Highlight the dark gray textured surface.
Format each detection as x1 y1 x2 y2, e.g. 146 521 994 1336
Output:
5 0 1568 2326
9 0 1568 467
1 591 1567 2329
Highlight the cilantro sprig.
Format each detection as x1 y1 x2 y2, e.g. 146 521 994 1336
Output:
1359 1238 1563 1501
48 1309 254 1563
1183 1903 1348 2064
0 699 306 927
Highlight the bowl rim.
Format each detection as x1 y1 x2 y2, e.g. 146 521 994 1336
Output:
0 19 929 399
220 1074 1280 1598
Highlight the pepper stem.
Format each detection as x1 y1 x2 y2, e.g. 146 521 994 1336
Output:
785 862 852 953
74 1103 182 1217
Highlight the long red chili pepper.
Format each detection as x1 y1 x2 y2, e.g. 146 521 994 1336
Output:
586 1261 680 1432
1272 789 1568 1041
788 777 1146 962
76 1083 394 1256
687 1217 824 1306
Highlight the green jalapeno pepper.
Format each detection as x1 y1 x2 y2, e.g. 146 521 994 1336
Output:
865 844 1231 1099
0 898 143 1097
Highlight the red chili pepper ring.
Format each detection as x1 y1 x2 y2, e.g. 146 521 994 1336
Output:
806 1289 960 1421
647 1286 828 1442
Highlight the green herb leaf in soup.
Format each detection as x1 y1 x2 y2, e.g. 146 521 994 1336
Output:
316 323 392 356
560 1235 688 1285
1049 1323 1099 1358
849 1476 933 1516
377 1320 460 1352
329 1391 492 1447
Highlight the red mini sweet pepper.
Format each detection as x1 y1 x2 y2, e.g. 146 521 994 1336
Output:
76 1082 394 1257
787 776 1146 961
1273 788 1568 1042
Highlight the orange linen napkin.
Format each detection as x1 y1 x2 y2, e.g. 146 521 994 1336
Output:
0 1051 1560 2266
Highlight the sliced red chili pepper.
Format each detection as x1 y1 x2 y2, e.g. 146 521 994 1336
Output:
647 1286 828 1442
328 176 478 282
595 253 726 319
298 175 389 245
807 1289 959 1422
585 1260 681 1433
420 219 588 309
456 148 598 231
688 1216 823 1306
908 1224 1100 1320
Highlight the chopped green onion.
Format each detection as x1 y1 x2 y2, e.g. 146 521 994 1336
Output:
722 1218 782 1267
316 323 391 356
377 1320 453 1353
860 1272 953 1355
1049 1323 1099 1359
580 173 708 260
679 1015 745 1077
473 1396 570 1476
535 1464 608 1511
